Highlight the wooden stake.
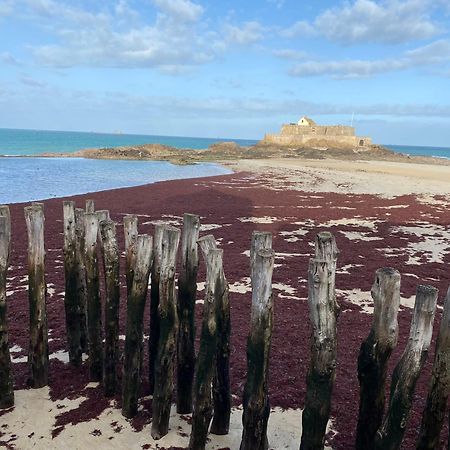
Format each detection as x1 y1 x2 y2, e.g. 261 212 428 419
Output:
86 199 95 213
356 268 401 450
63 201 82 366
375 285 438 450
123 215 138 290
417 286 450 449
177 213 200 414
100 220 120 397
240 248 275 450
122 234 153 418
75 208 88 353
25 204 49 388
189 248 223 450
151 226 181 440
250 231 272 280
149 223 164 394
0 209 13 408
301 232 339 450
84 212 103 382
198 235 232 436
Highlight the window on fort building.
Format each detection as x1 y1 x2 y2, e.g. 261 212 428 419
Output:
359 139 364 146
312 127 316 133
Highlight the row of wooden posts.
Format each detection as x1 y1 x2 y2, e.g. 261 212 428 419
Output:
0 201 450 450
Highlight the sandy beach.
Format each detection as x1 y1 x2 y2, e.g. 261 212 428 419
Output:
2 156 450 449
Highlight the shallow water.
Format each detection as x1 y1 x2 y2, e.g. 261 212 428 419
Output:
0 157 232 204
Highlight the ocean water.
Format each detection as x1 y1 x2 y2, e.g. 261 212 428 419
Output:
0 128 257 155
0 158 232 204
384 144 450 159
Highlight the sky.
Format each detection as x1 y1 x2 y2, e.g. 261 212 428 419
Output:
1 0 450 146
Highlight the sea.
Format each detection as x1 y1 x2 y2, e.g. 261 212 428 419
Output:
0 128 245 204
0 128 449 204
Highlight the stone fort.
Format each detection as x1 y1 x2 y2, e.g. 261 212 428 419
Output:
263 116 372 148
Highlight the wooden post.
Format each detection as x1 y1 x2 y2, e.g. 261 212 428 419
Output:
75 208 88 352
198 235 232 436
300 232 339 450
149 223 164 394
189 248 223 450
0 209 13 408
240 248 275 450
122 234 153 418
25 204 49 388
374 285 438 450
86 199 95 213
84 212 103 382
100 220 120 397
151 226 181 440
177 213 200 414
123 215 138 290
417 285 450 449
356 268 401 450
250 231 272 279
63 201 82 366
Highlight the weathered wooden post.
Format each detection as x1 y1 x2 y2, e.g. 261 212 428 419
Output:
149 223 164 394
75 208 88 352
86 199 95 213
63 201 82 366
122 234 153 418
0 209 13 408
198 234 232 436
123 215 138 290
100 220 120 397
151 226 181 440
250 231 272 279
189 248 223 450
417 285 450 449
84 212 103 382
177 213 200 414
356 268 401 450
374 285 438 450
25 204 49 388
300 231 339 450
240 247 275 450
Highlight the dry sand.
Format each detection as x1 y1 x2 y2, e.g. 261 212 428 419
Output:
227 158 450 200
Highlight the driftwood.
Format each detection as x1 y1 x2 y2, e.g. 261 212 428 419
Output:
149 223 164 394
74 208 88 352
417 286 450 449
100 220 120 397
356 268 401 450
122 234 153 418
189 248 223 450
301 232 339 450
0 208 13 408
25 204 49 388
198 234 232 435
241 248 275 450
375 285 438 450
63 201 82 366
177 213 200 414
84 212 103 382
151 226 181 440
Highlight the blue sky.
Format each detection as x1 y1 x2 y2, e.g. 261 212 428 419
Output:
1 0 450 146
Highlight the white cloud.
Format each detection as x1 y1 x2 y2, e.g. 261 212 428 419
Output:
0 0 14 16
20 75 47 88
279 20 316 38
152 0 204 22
223 21 265 45
286 38 450 78
281 0 442 45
